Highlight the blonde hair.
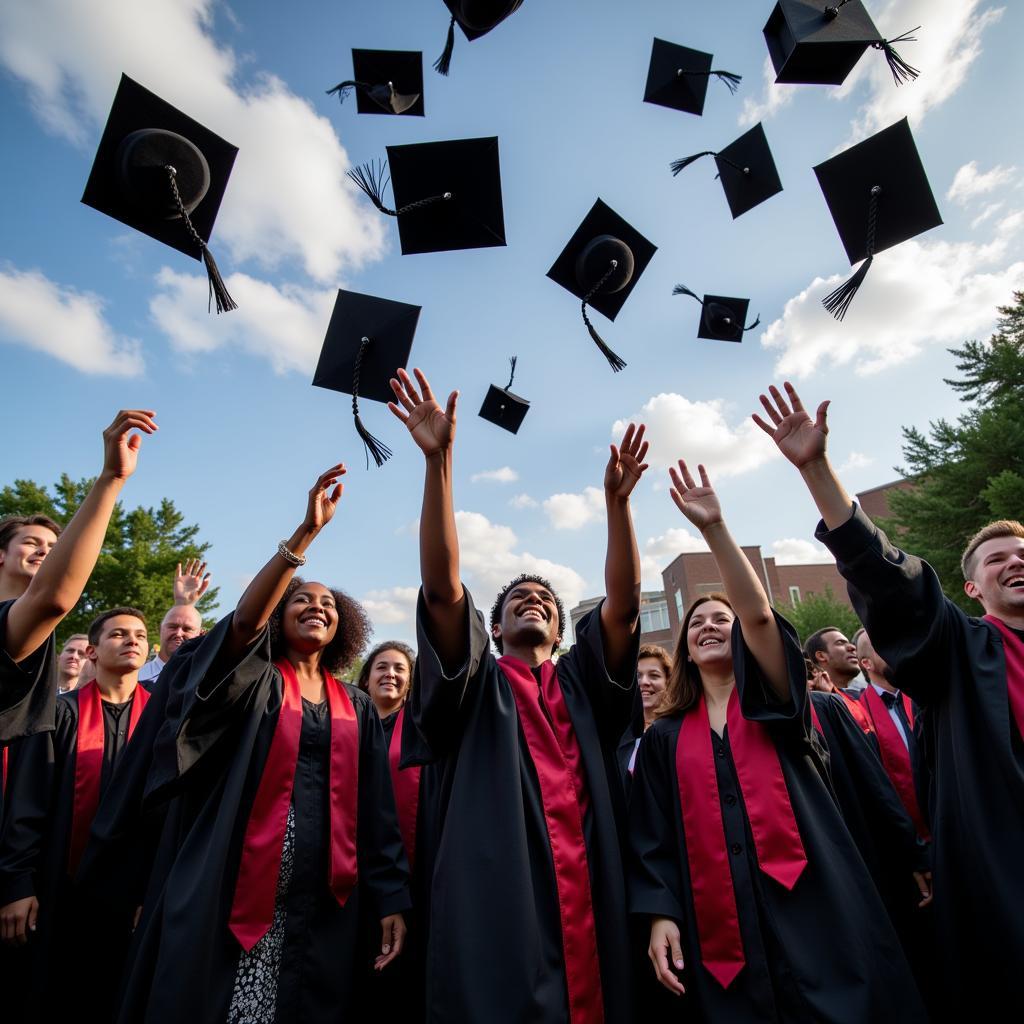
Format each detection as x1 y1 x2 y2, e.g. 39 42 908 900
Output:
961 520 1024 580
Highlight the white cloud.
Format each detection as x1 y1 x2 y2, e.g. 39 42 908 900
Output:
641 528 708 588
971 202 1005 229
509 493 539 509
947 161 1017 206
839 451 875 472
0 0 386 282
471 467 519 484
738 57 796 127
543 487 605 530
771 539 832 565
361 586 419 628
0 266 143 376
612 394 777 478
762 209 1024 378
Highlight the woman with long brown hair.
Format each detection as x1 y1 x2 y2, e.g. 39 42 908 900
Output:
628 458 926 1023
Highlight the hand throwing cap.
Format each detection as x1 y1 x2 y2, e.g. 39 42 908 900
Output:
434 0 525 75
313 290 421 468
671 123 783 219
327 49 424 115
814 117 942 320
547 199 657 372
673 286 760 342
82 74 239 313
644 39 742 116
479 357 530 433
348 137 506 255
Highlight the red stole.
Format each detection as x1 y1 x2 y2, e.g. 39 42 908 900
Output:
983 615 1024 742
839 689 875 734
862 686 930 840
228 660 359 952
68 680 150 873
388 705 421 869
498 655 604 1024
808 698 823 736
676 689 807 989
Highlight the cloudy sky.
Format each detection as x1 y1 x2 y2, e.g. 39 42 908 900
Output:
1 0 1020 644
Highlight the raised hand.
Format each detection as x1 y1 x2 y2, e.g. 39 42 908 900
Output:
102 409 158 482
389 368 458 458
668 460 723 533
174 559 211 605
605 423 650 500
752 382 829 469
303 463 346 533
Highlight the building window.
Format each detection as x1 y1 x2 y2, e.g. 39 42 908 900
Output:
789 585 801 605
675 589 684 621
641 601 669 633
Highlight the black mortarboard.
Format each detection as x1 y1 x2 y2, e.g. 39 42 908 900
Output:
673 285 760 342
348 137 505 256
82 74 238 313
670 123 783 219
326 49 424 116
643 39 742 116
547 199 657 372
313 290 421 468
479 357 530 433
814 117 942 320
763 1 920 86
434 1 525 75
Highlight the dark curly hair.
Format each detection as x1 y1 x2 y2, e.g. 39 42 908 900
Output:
269 577 371 675
489 573 566 654
357 640 416 694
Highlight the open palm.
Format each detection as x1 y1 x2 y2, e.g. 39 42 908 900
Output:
752 382 829 469
389 368 457 456
305 464 346 532
605 423 649 499
668 460 722 532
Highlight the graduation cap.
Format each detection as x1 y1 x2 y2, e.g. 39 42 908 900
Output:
814 117 942 320
82 74 238 313
763 0 920 86
547 199 657 372
673 285 760 342
670 123 783 219
434 0 525 75
479 357 530 433
643 39 742 116
313 290 421 468
326 49 424 115
348 137 505 255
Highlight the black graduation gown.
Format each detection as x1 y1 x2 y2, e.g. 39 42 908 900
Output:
409 588 638 1023
0 598 56 744
818 503 1024 1018
115 614 410 1024
628 614 927 1023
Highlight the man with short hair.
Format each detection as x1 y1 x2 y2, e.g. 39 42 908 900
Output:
803 626 874 732
56 635 89 693
137 560 210 687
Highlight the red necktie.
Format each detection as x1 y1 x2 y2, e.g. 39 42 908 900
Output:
388 705 421 870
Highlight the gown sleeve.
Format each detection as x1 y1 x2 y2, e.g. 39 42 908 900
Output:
0 599 56 743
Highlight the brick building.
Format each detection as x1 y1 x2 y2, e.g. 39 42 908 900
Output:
570 591 674 650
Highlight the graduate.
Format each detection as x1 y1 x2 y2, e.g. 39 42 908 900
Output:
115 464 410 1024
616 644 672 797
628 458 927 1023
388 367 643 1023
755 380 1024 1018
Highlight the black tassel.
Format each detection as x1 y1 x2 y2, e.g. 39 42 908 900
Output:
582 305 627 372
710 70 742 94
672 284 701 302
326 81 358 103
347 160 397 216
670 151 716 176
505 356 517 391
351 336 392 468
743 314 761 331
434 16 456 76
876 27 920 86
822 256 872 321
202 246 237 314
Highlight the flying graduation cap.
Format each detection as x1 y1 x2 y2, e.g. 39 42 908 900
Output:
434 0 525 76
763 0 920 86
547 199 657 372
348 137 506 255
313 290 421 468
82 74 238 313
643 38 742 116
326 49 424 115
479 357 530 433
814 117 942 321
670 123 783 219
673 286 760 342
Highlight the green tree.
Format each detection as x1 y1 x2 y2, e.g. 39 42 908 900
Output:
885 291 1024 612
0 475 219 643
777 586 862 647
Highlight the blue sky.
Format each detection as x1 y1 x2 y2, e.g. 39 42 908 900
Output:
1 0 1021 645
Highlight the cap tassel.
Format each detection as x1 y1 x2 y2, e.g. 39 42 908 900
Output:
679 68 742 94
434 15 456 76
581 262 627 373
670 151 716 176
743 314 761 332
823 185 880 321
166 166 237 314
352 336 392 469
672 284 701 302
875 27 921 86
505 355 517 391
326 81 360 103
824 0 854 18
347 160 397 216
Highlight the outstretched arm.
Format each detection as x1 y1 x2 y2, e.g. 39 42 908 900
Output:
600 423 648 675
390 369 465 669
173 559 211 606
5 410 157 664
669 460 789 701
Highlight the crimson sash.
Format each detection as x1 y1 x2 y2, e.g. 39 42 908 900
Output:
498 655 604 1024
388 705 421 869
68 680 150 872
983 615 1024 742
228 660 359 952
809 699 823 735
677 689 807 988
839 689 875 734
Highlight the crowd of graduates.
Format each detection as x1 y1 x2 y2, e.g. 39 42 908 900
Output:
0 374 1022 1024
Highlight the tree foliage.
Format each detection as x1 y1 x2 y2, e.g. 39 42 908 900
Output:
885 291 1024 612
776 586 862 647
0 475 219 643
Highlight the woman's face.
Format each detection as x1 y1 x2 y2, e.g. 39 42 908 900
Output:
282 582 339 654
366 649 411 715
638 657 668 716
686 599 735 671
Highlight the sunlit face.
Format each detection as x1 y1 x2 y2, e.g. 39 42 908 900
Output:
58 637 89 682
366 649 412 715
494 581 561 652
160 605 202 659
638 657 668 715
817 630 860 680
0 525 58 584
282 583 339 654
965 535 1024 617
686 600 734 670
88 616 149 676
